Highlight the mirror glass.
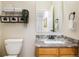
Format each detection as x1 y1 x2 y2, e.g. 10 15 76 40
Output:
36 1 63 33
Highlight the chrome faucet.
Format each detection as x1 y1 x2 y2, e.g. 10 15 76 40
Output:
48 35 55 39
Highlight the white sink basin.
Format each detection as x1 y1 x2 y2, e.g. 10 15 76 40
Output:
44 40 66 44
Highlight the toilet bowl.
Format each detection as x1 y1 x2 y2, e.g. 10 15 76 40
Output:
4 39 23 57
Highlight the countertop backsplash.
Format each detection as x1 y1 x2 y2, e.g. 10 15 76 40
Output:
36 35 63 40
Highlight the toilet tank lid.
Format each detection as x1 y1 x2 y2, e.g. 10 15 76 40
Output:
5 39 23 42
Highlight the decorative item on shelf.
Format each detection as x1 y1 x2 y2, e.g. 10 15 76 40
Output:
10 8 18 22
1 16 9 22
1 11 9 22
22 9 29 23
19 17 24 22
10 17 18 22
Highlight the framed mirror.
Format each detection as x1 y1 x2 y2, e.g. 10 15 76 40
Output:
36 1 63 33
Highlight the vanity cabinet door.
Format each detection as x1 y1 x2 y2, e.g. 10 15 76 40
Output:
60 48 77 55
35 48 59 57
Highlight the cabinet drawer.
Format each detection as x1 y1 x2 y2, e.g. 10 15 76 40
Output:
60 48 76 55
36 48 58 55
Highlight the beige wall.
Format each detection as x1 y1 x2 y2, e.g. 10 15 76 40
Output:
62 1 79 40
0 1 36 57
0 2 4 56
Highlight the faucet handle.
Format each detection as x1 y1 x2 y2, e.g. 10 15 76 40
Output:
48 35 55 39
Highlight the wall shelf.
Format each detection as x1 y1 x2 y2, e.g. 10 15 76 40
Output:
2 10 22 14
0 9 29 23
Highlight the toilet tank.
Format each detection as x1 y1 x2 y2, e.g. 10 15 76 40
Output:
5 39 23 55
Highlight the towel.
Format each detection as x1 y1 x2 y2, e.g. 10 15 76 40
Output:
69 19 75 31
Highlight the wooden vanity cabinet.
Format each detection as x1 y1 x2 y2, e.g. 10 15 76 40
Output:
36 48 58 57
35 47 77 57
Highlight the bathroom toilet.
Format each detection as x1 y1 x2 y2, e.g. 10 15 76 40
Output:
4 39 23 57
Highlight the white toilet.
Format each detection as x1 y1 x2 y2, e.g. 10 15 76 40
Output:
4 39 23 57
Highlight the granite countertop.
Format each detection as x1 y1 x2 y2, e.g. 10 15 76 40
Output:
35 38 78 48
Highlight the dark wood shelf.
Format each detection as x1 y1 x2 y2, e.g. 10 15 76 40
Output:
1 21 27 23
0 16 27 23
